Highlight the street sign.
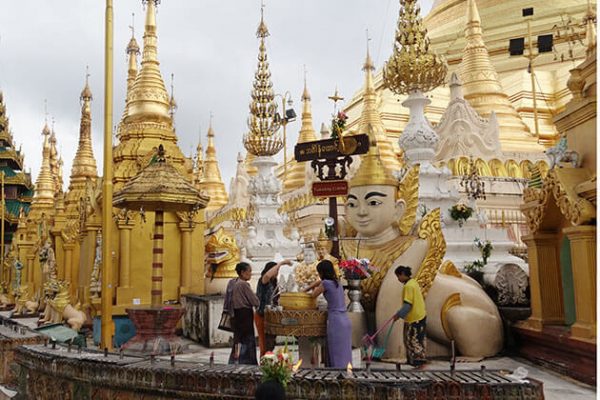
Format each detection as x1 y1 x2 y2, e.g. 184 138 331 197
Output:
312 181 348 197
294 134 369 162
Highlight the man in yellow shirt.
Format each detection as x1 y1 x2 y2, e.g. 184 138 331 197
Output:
393 266 427 367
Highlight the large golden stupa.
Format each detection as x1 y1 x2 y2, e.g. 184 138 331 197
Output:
345 0 590 150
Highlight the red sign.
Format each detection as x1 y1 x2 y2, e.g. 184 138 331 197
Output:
312 181 348 197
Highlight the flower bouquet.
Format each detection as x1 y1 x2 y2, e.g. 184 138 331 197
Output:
331 111 348 139
339 258 376 281
449 203 474 227
260 347 301 388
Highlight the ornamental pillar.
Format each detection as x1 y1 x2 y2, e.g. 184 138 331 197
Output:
563 226 596 340
521 233 565 330
117 221 133 288
178 223 193 295
63 243 75 282
116 220 134 305
25 253 35 288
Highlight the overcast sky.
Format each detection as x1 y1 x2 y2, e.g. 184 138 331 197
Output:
0 0 434 189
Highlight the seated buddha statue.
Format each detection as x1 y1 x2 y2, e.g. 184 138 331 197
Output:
341 144 502 360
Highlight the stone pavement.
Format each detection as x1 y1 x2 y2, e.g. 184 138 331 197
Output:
166 340 596 400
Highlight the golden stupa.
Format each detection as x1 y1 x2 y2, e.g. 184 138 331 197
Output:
345 0 591 152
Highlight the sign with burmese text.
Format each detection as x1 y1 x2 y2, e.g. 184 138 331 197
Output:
294 134 370 162
312 180 348 197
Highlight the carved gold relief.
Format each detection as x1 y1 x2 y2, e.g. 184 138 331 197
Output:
440 293 462 340
415 208 446 296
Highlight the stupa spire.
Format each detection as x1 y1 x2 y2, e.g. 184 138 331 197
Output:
194 129 204 188
126 0 171 122
283 73 317 192
201 119 229 211
32 124 56 207
66 72 99 214
460 0 539 151
121 17 140 122
243 5 283 157
359 38 402 172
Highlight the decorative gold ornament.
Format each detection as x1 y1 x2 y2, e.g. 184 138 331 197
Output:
415 208 446 296
439 260 462 278
397 165 420 235
264 309 327 337
383 0 447 94
205 227 240 279
440 293 462 340
243 7 283 157
521 168 596 233
341 236 416 311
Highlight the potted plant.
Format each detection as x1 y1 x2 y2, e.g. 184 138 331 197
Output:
449 203 474 227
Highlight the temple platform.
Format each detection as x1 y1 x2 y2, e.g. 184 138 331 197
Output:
13 344 548 399
0 315 594 399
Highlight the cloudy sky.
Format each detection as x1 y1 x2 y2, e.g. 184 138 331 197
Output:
0 0 434 189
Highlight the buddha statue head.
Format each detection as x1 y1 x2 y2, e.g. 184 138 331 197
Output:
346 144 418 241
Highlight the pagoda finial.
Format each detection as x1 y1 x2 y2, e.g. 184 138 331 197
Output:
383 0 447 94
169 73 177 119
126 0 170 121
69 70 98 188
202 120 228 211
243 4 282 157
32 121 56 207
358 42 402 172
283 70 317 192
81 66 93 102
363 29 374 72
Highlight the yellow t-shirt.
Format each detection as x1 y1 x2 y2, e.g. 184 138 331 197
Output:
403 278 426 323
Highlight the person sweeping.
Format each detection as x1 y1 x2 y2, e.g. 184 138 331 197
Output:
393 266 427 368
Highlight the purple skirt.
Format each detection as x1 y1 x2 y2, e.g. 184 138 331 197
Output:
327 310 353 368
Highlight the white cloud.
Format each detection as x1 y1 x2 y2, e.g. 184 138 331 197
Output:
0 0 434 188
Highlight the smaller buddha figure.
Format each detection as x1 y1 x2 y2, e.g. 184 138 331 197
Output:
294 244 319 290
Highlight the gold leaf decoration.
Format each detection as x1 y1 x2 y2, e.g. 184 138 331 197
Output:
415 208 446 296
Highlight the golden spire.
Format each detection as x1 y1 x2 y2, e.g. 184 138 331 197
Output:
48 122 62 195
383 0 447 94
460 0 536 151
194 130 204 188
32 123 56 207
201 119 229 211
169 73 177 121
283 73 317 192
66 72 99 215
358 38 402 172
113 1 189 187
243 5 283 157
122 17 140 121
126 0 170 122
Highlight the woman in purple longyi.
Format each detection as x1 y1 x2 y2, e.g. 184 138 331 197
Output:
305 259 352 368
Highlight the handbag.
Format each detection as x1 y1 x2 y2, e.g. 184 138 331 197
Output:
218 311 234 332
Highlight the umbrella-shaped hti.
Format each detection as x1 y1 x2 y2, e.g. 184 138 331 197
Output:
113 144 209 353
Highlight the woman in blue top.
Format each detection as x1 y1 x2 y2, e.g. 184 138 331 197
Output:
305 259 352 368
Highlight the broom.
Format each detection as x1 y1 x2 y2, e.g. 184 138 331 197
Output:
362 316 396 360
